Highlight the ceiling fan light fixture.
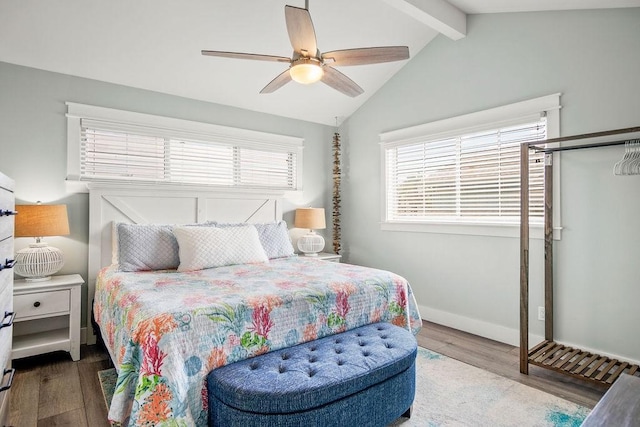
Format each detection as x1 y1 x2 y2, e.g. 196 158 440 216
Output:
289 58 323 84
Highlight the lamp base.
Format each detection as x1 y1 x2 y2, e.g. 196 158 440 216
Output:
297 231 325 257
14 242 64 281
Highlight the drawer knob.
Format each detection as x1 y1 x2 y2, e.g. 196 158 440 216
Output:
0 368 16 392
33 301 41 308
0 209 18 217
0 311 15 329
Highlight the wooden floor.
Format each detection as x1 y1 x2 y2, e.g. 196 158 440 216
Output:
7 321 606 426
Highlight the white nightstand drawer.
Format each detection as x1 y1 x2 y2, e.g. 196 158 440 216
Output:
14 289 70 320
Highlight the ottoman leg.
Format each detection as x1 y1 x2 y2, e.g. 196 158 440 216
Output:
402 405 412 419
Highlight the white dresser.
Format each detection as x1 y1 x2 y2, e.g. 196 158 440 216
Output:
0 172 15 427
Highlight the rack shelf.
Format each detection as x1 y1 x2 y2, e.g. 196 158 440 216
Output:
519 126 640 387
528 340 640 387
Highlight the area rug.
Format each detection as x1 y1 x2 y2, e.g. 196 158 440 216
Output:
98 347 590 426
97 368 120 427
389 348 589 426
98 368 117 411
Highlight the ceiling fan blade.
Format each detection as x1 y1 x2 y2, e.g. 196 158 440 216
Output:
321 66 363 97
202 50 291 63
285 5 317 57
260 69 293 94
323 46 410 66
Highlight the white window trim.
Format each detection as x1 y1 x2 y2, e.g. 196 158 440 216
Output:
66 102 304 194
379 94 562 240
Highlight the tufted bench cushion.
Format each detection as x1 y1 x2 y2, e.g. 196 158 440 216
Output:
207 322 417 426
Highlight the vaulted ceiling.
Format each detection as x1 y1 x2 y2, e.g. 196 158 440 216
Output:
1 0 638 125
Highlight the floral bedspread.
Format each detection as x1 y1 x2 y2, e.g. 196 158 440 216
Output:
94 257 422 426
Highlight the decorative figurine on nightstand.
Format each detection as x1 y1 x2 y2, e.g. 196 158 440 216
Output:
14 202 70 281
294 207 326 256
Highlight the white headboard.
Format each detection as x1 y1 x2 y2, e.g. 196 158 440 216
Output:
87 184 284 344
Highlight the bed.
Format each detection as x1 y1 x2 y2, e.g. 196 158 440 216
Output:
88 185 421 426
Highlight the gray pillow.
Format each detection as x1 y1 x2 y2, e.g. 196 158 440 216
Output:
117 223 180 272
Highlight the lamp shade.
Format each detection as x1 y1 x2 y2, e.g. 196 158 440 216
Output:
15 204 70 238
294 208 326 230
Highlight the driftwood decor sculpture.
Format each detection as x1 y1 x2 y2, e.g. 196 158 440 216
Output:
332 131 342 254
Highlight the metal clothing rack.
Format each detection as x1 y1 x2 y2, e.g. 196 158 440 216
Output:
519 126 640 387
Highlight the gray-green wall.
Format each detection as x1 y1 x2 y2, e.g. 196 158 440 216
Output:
2 8 639 363
0 62 333 329
341 9 640 361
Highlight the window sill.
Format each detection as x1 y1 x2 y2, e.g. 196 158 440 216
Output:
381 221 562 240
66 179 303 200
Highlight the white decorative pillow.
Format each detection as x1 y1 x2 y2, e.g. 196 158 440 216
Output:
114 222 213 271
173 225 268 272
254 221 295 259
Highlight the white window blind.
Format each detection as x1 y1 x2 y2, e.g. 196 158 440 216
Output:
79 118 299 190
385 119 546 223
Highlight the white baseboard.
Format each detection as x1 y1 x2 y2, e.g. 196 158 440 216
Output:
419 305 640 366
419 304 542 347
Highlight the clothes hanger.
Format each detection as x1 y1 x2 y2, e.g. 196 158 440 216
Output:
613 141 629 175
632 141 640 175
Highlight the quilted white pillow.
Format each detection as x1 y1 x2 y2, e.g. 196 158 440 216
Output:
173 225 268 272
117 223 180 272
217 221 295 259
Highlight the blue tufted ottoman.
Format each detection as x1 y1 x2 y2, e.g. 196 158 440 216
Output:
207 322 417 427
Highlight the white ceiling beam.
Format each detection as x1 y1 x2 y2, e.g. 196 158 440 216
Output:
382 0 467 40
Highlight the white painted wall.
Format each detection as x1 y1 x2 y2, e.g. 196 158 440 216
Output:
341 9 640 361
0 62 333 327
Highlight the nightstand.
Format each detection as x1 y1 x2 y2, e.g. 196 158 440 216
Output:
12 274 84 361
314 252 342 262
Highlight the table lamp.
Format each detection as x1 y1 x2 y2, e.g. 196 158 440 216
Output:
14 203 70 281
294 207 326 256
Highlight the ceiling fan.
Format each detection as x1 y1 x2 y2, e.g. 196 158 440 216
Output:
201 1 410 97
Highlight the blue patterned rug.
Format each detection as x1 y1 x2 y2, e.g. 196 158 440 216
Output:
98 347 590 426
389 347 589 426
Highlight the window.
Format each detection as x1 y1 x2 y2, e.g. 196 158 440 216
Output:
380 94 561 237
385 120 546 223
67 103 303 191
